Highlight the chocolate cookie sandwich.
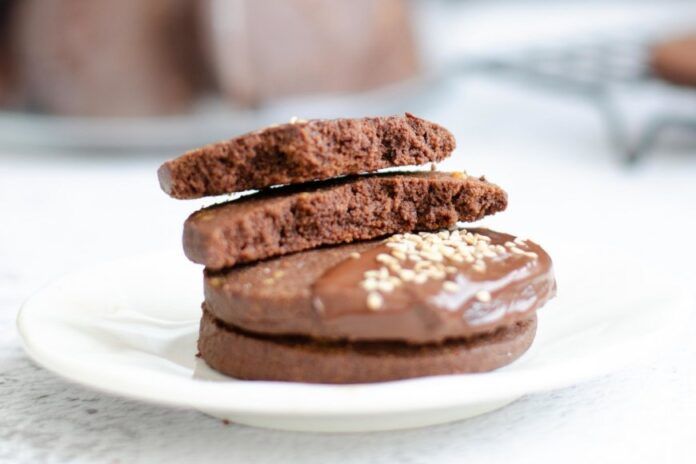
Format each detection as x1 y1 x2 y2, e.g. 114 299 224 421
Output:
158 114 557 384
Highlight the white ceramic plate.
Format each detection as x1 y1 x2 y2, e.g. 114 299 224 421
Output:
17 250 690 432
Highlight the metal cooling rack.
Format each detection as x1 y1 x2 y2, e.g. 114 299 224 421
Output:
458 33 696 163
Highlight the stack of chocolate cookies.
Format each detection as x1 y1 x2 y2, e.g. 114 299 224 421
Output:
158 113 556 384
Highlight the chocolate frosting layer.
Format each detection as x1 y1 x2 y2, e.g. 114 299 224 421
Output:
204 228 556 344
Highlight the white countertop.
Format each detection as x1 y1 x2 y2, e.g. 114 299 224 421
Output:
3 2 696 463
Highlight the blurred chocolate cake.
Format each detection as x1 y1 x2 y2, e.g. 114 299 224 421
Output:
1 0 419 116
12 0 202 116
200 0 419 107
0 0 20 107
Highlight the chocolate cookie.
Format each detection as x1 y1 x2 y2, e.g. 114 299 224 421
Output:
205 228 555 343
158 113 455 198
198 309 537 384
651 34 696 87
185 172 507 270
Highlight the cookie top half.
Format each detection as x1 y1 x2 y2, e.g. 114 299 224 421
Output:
158 113 455 198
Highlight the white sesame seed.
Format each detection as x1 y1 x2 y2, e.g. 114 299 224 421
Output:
425 269 445 280
386 242 408 252
475 290 492 302
378 281 395 293
472 261 487 272
388 262 403 273
367 292 384 310
433 269 447 279
440 246 455 257
399 269 416 281
422 252 443 262
443 281 460 292
350 252 361 259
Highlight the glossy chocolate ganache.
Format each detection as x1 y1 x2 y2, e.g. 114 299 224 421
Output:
204 228 556 344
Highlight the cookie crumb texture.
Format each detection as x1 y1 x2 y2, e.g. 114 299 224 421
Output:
158 113 456 198
184 172 507 270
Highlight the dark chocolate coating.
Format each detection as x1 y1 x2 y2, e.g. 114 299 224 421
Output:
205 228 555 344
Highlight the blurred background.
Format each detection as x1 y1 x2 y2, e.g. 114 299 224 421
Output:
2 1 696 461
2 0 696 155
2 0 696 264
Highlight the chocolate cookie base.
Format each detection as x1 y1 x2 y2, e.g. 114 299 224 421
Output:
198 310 537 384
186 172 507 270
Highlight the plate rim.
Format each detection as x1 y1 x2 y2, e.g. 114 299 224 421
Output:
16 251 692 416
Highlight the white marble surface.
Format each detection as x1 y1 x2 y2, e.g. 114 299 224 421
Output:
3 2 696 463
